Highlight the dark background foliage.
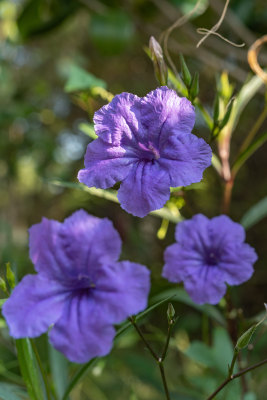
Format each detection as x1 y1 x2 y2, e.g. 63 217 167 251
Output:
0 0 266 399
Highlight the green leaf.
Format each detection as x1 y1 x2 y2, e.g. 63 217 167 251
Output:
78 122 97 140
235 305 267 350
240 196 267 230
64 64 106 93
229 74 264 134
185 341 215 368
16 339 46 400
6 262 16 289
232 131 267 176
179 54 192 88
0 383 27 400
89 11 135 55
49 346 69 400
17 0 79 39
151 288 226 326
47 179 182 223
213 94 220 125
189 72 199 101
219 97 235 130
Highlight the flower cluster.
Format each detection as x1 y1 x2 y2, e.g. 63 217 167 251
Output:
162 214 257 304
3 210 150 363
78 86 212 217
3 87 258 366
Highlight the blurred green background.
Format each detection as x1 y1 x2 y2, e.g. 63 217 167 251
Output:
0 0 267 399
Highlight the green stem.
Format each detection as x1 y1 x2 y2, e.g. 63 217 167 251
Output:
158 361 171 400
206 358 267 400
228 350 239 378
30 340 52 400
161 321 174 361
128 317 158 360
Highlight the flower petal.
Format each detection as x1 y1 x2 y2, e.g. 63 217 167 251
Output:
218 243 257 285
2 275 66 338
93 261 150 324
183 266 227 305
162 243 203 282
93 92 142 145
78 138 136 189
29 210 122 281
49 294 115 363
158 132 212 187
118 161 170 217
140 87 195 143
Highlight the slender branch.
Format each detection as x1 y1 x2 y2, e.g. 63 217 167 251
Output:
161 321 174 361
206 358 267 400
128 317 158 361
129 316 172 400
158 362 171 400
228 350 239 377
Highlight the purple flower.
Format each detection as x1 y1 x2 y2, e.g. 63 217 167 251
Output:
162 214 257 305
2 210 150 363
78 87 212 217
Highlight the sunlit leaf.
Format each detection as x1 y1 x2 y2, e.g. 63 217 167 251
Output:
64 64 106 93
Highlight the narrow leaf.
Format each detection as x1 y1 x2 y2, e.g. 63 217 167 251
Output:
6 263 16 289
179 54 192 88
16 339 45 400
233 131 267 176
241 196 267 230
47 179 182 223
219 97 235 130
235 304 267 350
189 72 199 101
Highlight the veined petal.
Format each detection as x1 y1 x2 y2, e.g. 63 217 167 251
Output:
140 87 195 144
49 294 115 363
158 132 212 187
78 138 135 189
29 210 122 280
2 275 67 338
118 161 170 217
183 266 227 305
93 261 150 324
93 92 142 145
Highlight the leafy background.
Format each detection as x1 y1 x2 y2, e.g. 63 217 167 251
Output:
0 0 267 399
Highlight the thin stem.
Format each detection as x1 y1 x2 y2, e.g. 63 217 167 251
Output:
222 179 234 215
228 350 239 377
206 358 267 400
30 340 52 400
161 321 174 361
128 317 158 361
158 362 171 400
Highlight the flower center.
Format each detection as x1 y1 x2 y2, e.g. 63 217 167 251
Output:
138 141 160 160
205 251 219 266
75 274 96 290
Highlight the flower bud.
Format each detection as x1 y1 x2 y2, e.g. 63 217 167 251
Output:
149 36 168 86
167 302 175 323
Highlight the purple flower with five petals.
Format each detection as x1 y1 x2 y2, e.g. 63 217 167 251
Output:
162 214 257 305
2 210 150 363
78 87 212 217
